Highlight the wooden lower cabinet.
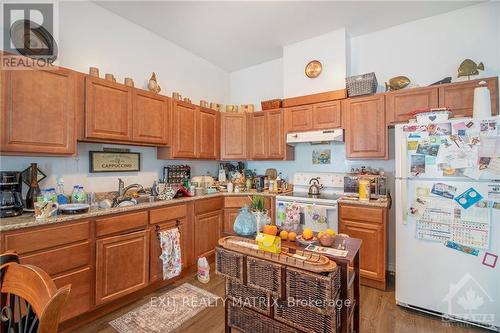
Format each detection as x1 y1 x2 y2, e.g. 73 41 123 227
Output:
149 217 187 283
339 203 387 290
194 210 223 258
95 229 149 305
223 208 239 235
53 267 93 322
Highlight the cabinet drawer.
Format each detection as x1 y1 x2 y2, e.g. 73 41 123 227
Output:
4 221 90 255
195 197 223 214
224 196 251 208
340 205 383 223
53 266 93 322
96 211 148 237
150 204 187 224
20 241 91 276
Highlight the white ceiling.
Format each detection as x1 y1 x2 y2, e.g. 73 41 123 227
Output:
95 1 478 72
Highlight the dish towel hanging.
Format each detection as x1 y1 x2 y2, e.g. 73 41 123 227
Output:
305 204 328 229
159 228 182 280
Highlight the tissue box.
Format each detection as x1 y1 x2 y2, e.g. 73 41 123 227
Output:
255 233 281 254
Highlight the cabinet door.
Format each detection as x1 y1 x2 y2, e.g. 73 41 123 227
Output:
132 90 169 144
149 218 187 283
340 220 384 281
251 112 268 159
220 113 247 160
1 68 76 155
95 230 149 305
85 77 133 141
312 101 341 129
194 210 222 258
438 78 499 117
198 107 219 159
53 267 92 322
344 95 388 159
172 101 198 158
285 105 312 132
266 109 285 159
386 87 438 124
223 208 239 236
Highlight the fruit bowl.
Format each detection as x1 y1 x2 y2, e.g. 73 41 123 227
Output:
295 235 318 247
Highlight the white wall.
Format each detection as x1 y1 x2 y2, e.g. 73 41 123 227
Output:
0 144 218 194
350 2 500 91
230 59 283 109
1 1 225 193
58 1 229 103
283 28 347 97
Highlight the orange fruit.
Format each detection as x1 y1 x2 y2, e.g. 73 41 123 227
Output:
279 230 289 240
288 231 297 241
263 224 278 236
302 228 314 240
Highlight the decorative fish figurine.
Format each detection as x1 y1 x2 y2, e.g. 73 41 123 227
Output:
385 76 411 91
457 59 484 79
148 72 161 93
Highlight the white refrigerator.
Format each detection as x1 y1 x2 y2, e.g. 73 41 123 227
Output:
395 116 500 331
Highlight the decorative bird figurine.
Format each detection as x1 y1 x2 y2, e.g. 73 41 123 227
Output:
148 72 161 94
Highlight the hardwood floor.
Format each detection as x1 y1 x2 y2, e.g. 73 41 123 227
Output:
74 270 490 333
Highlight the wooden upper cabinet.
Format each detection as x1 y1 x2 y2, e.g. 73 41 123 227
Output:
266 109 285 159
285 105 312 132
221 113 247 160
312 100 341 129
1 68 76 155
344 94 388 159
85 76 133 141
198 107 219 159
132 91 170 145
438 77 498 117
95 230 149 305
251 112 267 159
386 86 438 124
171 101 198 158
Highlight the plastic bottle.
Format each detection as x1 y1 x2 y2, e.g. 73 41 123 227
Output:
78 186 87 203
71 185 80 203
48 188 57 203
277 202 286 227
197 257 210 283
56 179 68 205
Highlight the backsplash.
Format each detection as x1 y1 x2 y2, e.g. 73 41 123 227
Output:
0 143 219 195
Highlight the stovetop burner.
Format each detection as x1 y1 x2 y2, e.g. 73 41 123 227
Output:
282 192 342 201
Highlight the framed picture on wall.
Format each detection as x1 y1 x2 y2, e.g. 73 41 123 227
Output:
89 151 141 173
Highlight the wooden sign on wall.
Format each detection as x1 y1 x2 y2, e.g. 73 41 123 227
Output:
89 151 141 173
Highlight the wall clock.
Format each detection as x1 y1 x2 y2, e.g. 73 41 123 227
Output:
305 60 322 78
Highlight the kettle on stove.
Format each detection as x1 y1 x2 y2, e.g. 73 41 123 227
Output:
308 178 323 196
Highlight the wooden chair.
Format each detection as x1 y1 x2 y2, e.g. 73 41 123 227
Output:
0 252 71 333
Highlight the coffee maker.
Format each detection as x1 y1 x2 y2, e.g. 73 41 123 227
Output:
0 171 24 217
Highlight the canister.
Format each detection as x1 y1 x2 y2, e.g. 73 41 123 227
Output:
358 178 371 201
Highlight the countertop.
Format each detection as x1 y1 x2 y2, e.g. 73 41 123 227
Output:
337 196 391 208
0 191 282 232
1 191 390 232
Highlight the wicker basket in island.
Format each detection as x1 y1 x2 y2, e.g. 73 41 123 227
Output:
216 236 345 333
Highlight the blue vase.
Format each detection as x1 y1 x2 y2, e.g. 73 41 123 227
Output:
233 206 257 236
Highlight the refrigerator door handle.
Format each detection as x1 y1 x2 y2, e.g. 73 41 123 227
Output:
401 178 408 225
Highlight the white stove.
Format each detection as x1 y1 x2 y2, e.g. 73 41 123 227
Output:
276 172 345 232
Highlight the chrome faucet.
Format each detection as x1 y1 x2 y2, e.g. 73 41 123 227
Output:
113 178 144 206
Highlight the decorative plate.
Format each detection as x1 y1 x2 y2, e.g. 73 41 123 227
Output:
305 60 322 78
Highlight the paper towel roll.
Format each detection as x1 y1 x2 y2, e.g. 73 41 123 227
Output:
473 81 492 118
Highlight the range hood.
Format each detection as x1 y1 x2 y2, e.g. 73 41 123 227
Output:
286 129 344 144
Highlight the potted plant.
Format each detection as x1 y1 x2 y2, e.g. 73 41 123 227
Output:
249 195 269 232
